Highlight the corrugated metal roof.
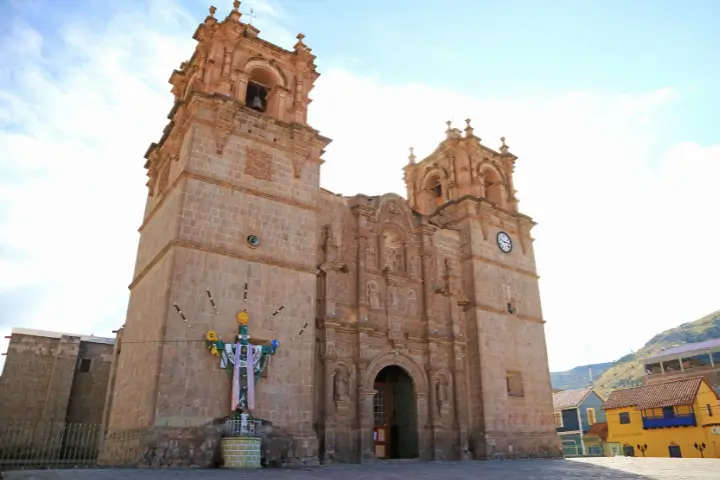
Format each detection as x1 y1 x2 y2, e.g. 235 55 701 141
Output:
647 338 720 362
604 377 705 410
552 387 593 410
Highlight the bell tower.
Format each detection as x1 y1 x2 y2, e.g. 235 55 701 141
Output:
102 2 331 466
404 119 519 216
403 121 561 458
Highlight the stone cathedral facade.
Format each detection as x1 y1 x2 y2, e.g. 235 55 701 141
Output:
101 3 561 466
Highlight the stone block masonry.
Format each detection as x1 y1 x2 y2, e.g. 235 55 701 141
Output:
221 437 261 469
101 5 561 467
0 328 114 425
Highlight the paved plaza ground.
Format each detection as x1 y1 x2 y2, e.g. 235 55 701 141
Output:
4 457 720 480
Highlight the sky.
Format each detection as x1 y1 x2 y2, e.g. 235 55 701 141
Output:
0 0 718 373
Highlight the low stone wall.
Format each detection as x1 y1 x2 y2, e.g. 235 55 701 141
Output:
98 423 224 468
221 437 261 469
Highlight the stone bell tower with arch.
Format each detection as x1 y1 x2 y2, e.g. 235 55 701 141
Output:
403 120 560 458
101 2 331 465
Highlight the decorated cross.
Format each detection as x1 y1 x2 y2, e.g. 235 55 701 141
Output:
205 310 280 415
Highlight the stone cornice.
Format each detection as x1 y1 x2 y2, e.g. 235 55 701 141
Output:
460 254 539 279
129 240 317 290
146 92 332 163
138 170 319 233
466 302 545 324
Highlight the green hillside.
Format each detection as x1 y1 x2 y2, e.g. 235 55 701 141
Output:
550 362 615 391
593 309 720 397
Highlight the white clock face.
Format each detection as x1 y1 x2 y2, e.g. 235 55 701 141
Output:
497 231 512 253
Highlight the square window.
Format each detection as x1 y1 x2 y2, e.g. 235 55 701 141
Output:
506 370 524 397
77 358 91 373
587 408 597 425
619 412 631 424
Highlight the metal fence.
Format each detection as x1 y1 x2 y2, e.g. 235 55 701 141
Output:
0 419 266 470
561 439 582 458
0 422 102 470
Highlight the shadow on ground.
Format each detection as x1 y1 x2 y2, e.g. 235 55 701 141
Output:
5 457 720 479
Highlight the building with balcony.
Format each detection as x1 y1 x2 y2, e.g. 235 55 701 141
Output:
643 338 720 395
604 376 720 458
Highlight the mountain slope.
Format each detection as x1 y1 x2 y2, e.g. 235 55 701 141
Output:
550 362 614 391
593 309 720 397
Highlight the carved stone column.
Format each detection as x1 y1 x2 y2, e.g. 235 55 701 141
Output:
416 392 432 460
266 85 291 122
234 72 250 104
426 363 440 459
320 261 345 319
451 346 472 460
358 389 377 463
323 359 337 463
377 234 386 271
356 235 368 321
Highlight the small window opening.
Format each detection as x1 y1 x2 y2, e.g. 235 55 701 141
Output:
78 358 91 373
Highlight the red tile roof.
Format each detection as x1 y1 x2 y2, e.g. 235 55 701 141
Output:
584 422 608 441
604 377 704 410
552 387 593 410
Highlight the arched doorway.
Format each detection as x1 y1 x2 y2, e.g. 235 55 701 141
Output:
372 365 419 459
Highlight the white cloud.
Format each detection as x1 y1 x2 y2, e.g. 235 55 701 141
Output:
1 0 717 374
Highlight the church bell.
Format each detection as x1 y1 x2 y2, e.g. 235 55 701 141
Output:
249 94 263 111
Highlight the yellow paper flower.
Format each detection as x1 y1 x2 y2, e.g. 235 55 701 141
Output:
206 330 219 342
210 345 219 356
237 311 249 325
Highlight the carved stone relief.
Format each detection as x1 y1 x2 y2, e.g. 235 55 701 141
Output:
367 280 381 311
387 286 400 315
244 148 273 180
406 289 418 317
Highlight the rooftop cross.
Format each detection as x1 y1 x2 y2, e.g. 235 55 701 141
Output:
244 7 257 25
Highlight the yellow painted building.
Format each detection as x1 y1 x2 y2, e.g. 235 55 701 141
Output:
605 376 720 458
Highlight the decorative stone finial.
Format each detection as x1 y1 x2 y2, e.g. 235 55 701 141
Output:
227 0 242 21
294 33 308 52
205 5 217 23
464 118 474 137
500 137 509 154
408 147 416 164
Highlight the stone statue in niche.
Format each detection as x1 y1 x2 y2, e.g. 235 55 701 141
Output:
333 366 351 415
334 369 350 401
387 286 399 314
367 281 381 310
406 289 418 317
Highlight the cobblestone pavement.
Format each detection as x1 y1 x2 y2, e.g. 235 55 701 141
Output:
4 457 720 480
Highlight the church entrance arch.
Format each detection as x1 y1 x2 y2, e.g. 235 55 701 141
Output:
372 365 419 459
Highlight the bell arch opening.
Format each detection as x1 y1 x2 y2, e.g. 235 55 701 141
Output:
372 365 419 460
482 166 505 208
245 66 277 113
